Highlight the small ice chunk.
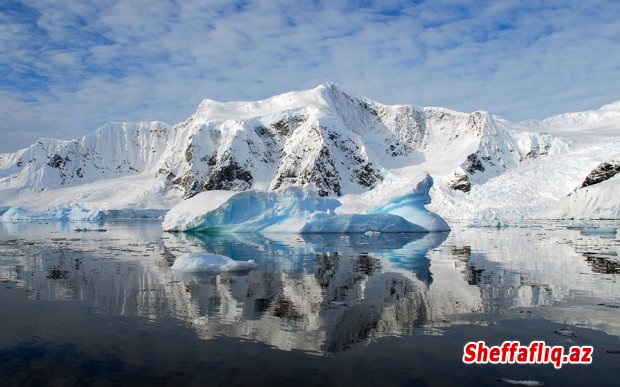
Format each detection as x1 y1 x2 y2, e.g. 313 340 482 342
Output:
554 328 577 337
171 253 258 273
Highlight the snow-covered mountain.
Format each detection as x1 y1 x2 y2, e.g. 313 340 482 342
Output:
0 83 618 222
155 83 561 199
0 121 170 191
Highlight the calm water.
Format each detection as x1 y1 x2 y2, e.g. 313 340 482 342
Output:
0 221 619 386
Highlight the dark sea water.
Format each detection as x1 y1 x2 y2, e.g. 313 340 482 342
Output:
0 221 619 386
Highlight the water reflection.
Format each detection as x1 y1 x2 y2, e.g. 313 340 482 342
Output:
166 231 438 353
0 221 618 354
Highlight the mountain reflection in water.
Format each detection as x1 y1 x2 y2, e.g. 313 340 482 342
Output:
0 221 618 356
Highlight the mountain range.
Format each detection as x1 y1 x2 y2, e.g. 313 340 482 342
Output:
0 83 618 222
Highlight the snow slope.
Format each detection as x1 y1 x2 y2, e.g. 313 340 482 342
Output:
0 121 177 212
0 83 618 223
541 174 620 219
429 101 620 222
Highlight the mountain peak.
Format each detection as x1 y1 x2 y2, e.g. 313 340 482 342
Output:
190 82 371 123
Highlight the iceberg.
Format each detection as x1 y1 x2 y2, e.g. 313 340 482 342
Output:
162 187 341 232
171 252 258 273
162 175 451 234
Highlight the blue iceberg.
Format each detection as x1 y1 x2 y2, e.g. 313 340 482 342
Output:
162 175 450 234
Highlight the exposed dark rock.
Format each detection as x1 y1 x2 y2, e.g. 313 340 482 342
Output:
525 146 539 159
463 153 485 174
172 172 200 198
449 173 471 192
271 114 307 136
206 153 217 166
47 154 70 169
253 125 282 163
199 152 218 165
322 127 382 191
156 167 174 180
359 100 379 117
580 161 620 188
525 143 552 159
310 145 342 196
271 139 343 196
184 144 194 163
203 159 254 191
254 125 268 137
355 162 382 189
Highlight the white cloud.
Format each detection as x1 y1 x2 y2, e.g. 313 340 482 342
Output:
0 0 619 152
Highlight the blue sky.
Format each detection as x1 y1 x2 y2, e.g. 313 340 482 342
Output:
1 0 619 152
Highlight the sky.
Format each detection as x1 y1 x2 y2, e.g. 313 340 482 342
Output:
1 0 619 152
